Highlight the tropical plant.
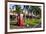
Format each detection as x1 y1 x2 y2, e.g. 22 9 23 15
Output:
15 5 22 13
11 5 22 14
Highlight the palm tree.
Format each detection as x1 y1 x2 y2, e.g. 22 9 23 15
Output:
11 5 22 15
16 5 21 13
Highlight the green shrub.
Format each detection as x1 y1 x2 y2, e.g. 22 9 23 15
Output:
25 18 41 27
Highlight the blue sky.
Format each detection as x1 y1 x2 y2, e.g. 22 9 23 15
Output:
9 4 24 9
